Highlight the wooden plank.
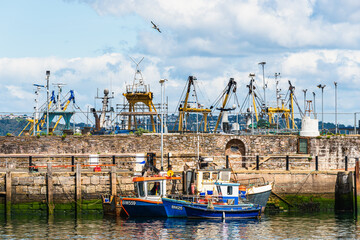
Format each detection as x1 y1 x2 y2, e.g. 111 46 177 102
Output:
110 166 117 196
76 163 81 214
47 163 54 215
6 170 11 216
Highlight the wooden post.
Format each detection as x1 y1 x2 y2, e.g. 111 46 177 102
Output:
345 156 348 171
47 163 54 215
315 156 319 171
286 155 289 171
112 155 116 166
6 170 11 217
29 156 33 173
71 156 75 172
226 155 229 169
111 166 117 196
355 158 359 218
167 153 172 170
76 164 81 214
256 155 259 170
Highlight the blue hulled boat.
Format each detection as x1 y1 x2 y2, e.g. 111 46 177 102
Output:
163 181 260 218
103 175 181 218
184 204 261 219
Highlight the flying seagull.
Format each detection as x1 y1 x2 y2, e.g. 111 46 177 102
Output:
151 21 161 33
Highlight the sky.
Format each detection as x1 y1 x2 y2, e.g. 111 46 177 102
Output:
1 0 360 125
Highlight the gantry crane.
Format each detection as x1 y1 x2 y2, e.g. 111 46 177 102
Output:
174 76 211 132
211 78 237 133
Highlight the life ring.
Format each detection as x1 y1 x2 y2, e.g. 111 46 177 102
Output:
167 170 174 177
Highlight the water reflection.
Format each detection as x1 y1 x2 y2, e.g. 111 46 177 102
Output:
0 212 358 239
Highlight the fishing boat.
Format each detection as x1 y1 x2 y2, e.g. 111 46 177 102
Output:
163 181 257 218
236 177 272 212
121 175 181 217
184 203 261 219
183 167 272 211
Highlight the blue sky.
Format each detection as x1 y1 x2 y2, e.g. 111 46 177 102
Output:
1 0 360 126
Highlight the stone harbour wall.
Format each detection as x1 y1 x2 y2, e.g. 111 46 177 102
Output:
1 134 360 171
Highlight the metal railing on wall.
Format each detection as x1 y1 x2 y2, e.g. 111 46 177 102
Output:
0 153 357 172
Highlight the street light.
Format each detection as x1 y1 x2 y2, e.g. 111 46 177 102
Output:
317 84 326 131
302 89 307 113
312 92 316 119
258 62 266 108
334 81 338 134
46 71 50 135
159 78 168 171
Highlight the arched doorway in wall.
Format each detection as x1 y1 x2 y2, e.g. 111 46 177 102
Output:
225 139 246 170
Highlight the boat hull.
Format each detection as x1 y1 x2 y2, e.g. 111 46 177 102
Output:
246 184 272 212
121 198 167 217
184 205 261 219
162 198 189 218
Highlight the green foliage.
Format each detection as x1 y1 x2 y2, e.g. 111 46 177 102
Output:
74 132 82 136
0 118 27 136
316 136 322 139
326 135 331 139
6 133 12 136
41 132 46 136
134 128 150 136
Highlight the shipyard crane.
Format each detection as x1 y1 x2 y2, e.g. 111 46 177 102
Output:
19 91 56 136
211 78 237 133
174 76 211 132
267 80 303 129
120 57 159 132
52 90 75 131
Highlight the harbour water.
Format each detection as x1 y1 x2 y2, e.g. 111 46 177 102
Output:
0 212 359 239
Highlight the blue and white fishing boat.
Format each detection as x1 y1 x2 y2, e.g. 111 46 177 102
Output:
184 203 261 219
163 181 258 218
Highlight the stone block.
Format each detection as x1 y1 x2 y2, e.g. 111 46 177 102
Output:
54 186 64 194
15 186 27 194
90 176 99 185
12 177 20 186
95 185 106 192
86 185 96 194
34 176 45 185
27 186 41 195
18 177 33 186
99 176 109 185
40 186 47 195
82 177 90 185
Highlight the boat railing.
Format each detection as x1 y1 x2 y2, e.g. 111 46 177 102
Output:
236 177 267 187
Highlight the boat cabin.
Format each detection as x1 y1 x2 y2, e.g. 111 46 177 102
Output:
133 176 181 201
214 182 240 205
195 169 232 194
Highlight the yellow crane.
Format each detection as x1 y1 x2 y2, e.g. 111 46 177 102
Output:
175 76 211 132
212 78 237 133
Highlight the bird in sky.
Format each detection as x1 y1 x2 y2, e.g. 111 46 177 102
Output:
151 21 161 33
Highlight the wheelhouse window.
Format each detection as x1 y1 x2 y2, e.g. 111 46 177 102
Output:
135 182 145 197
147 181 161 196
203 172 210 180
227 186 233 195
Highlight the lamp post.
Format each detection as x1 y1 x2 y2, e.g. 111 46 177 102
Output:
317 84 326 131
334 81 338 134
302 89 307 113
159 78 168 171
45 71 50 135
258 62 266 108
312 92 316 119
